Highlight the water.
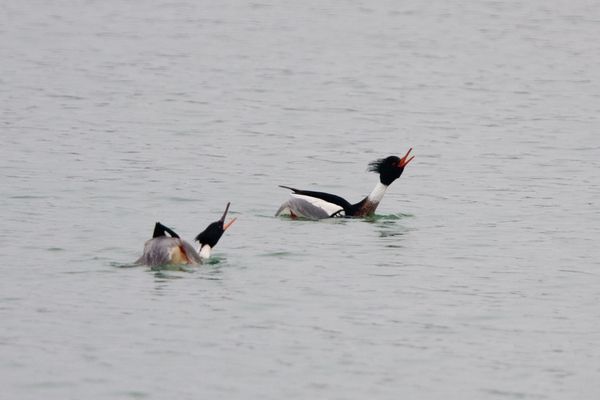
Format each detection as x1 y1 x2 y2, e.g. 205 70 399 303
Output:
2 1 599 399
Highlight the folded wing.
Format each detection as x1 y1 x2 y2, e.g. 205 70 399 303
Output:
275 194 345 219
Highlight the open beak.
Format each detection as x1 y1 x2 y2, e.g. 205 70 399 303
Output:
398 148 415 168
223 218 237 231
220 202 237 231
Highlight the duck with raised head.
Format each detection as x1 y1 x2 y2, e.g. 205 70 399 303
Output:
136 202 236 266
275 149 414 219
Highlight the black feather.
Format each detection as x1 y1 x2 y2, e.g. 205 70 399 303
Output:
152 222 180 238
367 158 386 173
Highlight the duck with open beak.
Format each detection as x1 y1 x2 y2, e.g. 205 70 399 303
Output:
276 148 414 219
136 202 237 266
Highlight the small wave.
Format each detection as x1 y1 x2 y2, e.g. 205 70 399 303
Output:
110 261 139 269
46 247 65 252
259 251 295 257
364 212 414 222
205 256 223 265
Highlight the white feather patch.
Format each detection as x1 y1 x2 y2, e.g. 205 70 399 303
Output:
292 194 344 216
199 245 212 259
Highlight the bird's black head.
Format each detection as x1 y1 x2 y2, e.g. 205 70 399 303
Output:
367 148 414 186
194 202 236 249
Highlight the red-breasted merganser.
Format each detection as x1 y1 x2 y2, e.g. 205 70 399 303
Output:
136 202 236 266
275 149 414 219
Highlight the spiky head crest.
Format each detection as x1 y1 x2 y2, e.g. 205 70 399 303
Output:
368 156 404 185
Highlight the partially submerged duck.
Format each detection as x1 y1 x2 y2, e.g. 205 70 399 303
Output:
136 202 236 266
276 149 414 219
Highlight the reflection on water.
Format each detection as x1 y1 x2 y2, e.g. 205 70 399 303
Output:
364 212 415 222
152 270 186 280
151 262 225 281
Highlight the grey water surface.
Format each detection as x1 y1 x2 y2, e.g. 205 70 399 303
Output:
2 1 600 399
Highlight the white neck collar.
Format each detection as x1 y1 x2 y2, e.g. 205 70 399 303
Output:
198 244 212 260
367 182 388 204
